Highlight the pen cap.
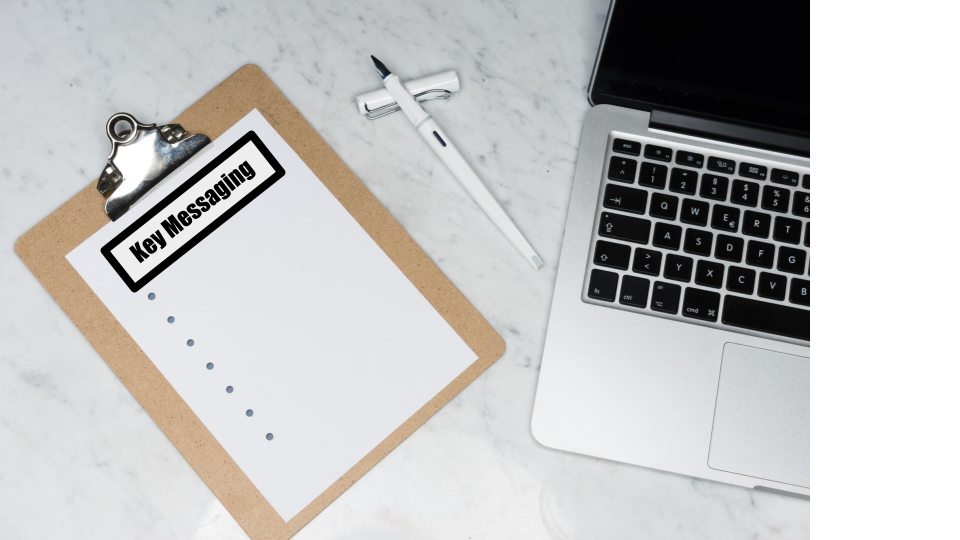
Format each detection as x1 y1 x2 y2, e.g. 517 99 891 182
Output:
356 70 460 119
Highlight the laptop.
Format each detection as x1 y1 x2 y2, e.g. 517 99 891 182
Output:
532 0 810 497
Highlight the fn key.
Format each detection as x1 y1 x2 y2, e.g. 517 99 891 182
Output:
587 269 619 302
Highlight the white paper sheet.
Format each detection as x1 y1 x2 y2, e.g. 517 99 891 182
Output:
67 110 478 521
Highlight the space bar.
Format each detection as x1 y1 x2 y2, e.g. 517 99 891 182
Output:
721 295 810 341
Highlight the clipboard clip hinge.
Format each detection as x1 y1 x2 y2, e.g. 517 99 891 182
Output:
97 113 210 221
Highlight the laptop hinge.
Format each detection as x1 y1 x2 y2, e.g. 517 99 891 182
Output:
649 110 809 158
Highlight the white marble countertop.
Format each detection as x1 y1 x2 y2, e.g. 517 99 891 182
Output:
0 1 809 538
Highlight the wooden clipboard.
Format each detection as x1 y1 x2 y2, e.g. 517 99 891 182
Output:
15 64 505 540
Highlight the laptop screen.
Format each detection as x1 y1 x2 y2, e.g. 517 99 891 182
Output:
590 1 810 135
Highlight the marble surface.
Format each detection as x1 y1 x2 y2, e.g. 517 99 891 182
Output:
0 1 809 538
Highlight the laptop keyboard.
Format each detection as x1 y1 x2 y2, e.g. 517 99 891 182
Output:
583 136 810 342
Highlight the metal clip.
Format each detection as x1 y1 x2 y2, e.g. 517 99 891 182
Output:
97 113 210 221
363 88 454 120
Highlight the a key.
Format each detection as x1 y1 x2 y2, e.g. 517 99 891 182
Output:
777 247 806 275
650 193 680 220
731 179 760 207
644 144 673 162
652 222 682 250
707 156 736 174
790 278 810 306
694 260 724 288
802 174 810 189
771 168 800 187
638 162 667 189
680 198 710 227
669 168 698 195
721 295 810 340
761 185 789 213
599 212 651 244
710 204 740 232
757 272 788 301
773 216 802 244
613 138 641 156
742 210 771 238
683 228 713 256
593 240 631 270
700 174 729 201
738 162 768 180
620 275 651 308
608 157 637 183
633 248 663 276
682 287 721 322
650 281 682 314
792 191 810 218
676 150 704 168
746 240 775 268
664 254 693 282
587 269 619 301
804 223 810 247
603 184 648 215
715 234 744 262
726 266 756 294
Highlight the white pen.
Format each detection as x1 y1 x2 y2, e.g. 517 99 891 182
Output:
371 56 544 270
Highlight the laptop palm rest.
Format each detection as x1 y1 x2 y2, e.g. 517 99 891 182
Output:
708 343 810 488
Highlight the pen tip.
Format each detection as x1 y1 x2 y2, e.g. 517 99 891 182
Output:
370 55 391 79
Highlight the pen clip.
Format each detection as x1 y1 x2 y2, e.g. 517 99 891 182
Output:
363 88 453 120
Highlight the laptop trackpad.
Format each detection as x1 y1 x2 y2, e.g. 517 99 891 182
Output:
708 343 810 488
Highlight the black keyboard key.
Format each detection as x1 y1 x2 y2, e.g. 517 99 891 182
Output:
804 223 810 247
682 287 721 322
700 174 729 201
739 162 768 180
587 269 619 301
757 272 788 300
633 248 663 276
683 228 713 256
620 275 651 308
603 184 648 215
608 157 637 183
761 185 789 213
790 278 810 306
777 247 807 275
680 198 709 227
742 210 771 238
746 240 775 268
664 254 694 282
650 192 680 220
731 180 760 207
792 191 810 218
651 281 681 314
644 144 673 162
613 138 641 156
773 216 802 244
638 162 668 189
771 168 800 187
721 295 810 341
726 266 756 294
707 156 736 174
593 240 631 270
802 174 810 189
711 204 740 232
695 260 724 289
599 212 651 244
669 168 698 195
652 222 682 250
715 234 744 262
676 150 704 168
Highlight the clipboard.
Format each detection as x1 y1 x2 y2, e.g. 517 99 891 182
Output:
15 64 505 540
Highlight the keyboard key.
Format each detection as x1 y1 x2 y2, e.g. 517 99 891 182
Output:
711 204 740 232
726 266 756 294
664 254 694 282
715 234 744 262
603 184 648 215
739 162 768 180
633 248 663 276
804 223 810 247
773 216 803 244
802 174 810 189
792 191 810 218
652 222 682 250
682 287 721 322
731 180 760 207
695 260 724 288
599 212 651 244
608 157 637 183
790 278 810 306
761 185 789 213
746 240 775 268
620 275 650 308
669 168 699 195
707 156 736 174
700 174 729 201
683 228 713 256
742 210 771 238
593 240 631 270
644 144 673 162
650 193 680 220
651 281 682 314
721 295 810 340
613 138 640 156
680 198 710 227
771 168 799 187
757 272 788 300
587 269 619 301
638 162 667 189
676 150 704 168
777 247 807 275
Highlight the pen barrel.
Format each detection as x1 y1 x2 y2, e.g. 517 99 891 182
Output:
384 75 430 126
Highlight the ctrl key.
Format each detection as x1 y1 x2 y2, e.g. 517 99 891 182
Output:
587 269 619 302
619 275 650 308
650 281 681 314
